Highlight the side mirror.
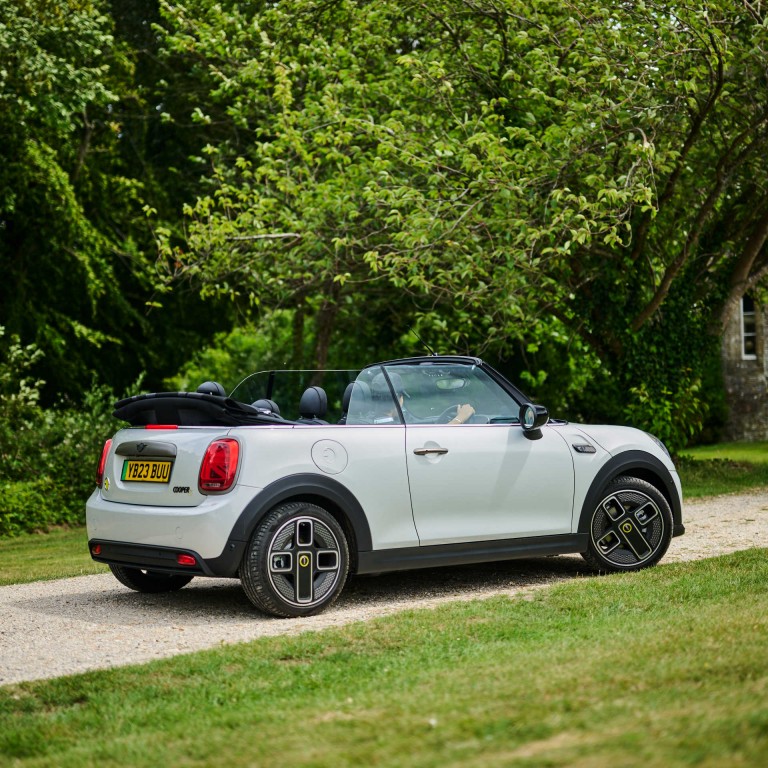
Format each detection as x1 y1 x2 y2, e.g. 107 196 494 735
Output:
521 403 549 435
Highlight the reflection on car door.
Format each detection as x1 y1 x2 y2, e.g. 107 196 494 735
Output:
405 423 574 545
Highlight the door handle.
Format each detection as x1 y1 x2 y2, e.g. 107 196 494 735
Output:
413 447 449 456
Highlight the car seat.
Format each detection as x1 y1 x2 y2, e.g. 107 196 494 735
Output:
197 381 227 397
338 382 355 424
297 386 329 424
340 380 372 424
252 398 281 416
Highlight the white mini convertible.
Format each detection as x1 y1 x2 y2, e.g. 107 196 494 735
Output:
87 355 684 617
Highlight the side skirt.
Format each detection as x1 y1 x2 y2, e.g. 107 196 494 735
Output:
356 534 589 575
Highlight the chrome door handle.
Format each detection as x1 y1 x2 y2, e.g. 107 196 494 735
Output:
413 447 449 456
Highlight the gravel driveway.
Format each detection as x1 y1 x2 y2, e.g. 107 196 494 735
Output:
2 490 767 686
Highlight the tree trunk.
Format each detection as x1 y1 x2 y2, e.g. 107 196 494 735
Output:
717 206 768 332
292 299 305 368
313 285 340 370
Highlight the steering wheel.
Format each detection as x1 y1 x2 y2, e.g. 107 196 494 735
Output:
435 404 459 424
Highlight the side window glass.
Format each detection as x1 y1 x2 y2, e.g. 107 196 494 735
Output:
346 368 403 425
383 364 521 424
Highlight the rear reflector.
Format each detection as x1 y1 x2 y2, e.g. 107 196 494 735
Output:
176 554 197 567
199 438 240 493
91 544 102 556
96 439 113 487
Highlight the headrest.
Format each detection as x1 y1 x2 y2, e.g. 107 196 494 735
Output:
299 386 328 419
196 381 227 397
342 382 354 412
252 398 280 416
343 380 371 411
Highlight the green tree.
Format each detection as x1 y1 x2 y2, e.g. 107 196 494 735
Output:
0 0 138 393
0 0 235 400
158 0 768 446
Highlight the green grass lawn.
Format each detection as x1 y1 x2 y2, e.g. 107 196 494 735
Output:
678 440 768 498
0 527 106 587
684 440 768 464
1 549 766 767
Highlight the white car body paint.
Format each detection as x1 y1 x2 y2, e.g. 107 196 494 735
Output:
86 356 684 617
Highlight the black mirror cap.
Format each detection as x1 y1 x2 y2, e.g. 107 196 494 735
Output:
521 403 549 433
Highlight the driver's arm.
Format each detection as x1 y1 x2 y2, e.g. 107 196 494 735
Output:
449 403 475 424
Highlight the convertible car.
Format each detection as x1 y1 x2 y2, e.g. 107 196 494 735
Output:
86 355 684 617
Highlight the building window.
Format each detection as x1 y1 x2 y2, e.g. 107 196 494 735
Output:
741 295 757 360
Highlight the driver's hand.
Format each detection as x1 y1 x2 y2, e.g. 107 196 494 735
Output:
456 403 475 423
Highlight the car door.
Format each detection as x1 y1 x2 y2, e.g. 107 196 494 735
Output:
378 361 575 546
405 422 575 545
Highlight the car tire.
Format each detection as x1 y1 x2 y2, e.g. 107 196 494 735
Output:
109 565 194 593
581 475 673 573
240 502 349 618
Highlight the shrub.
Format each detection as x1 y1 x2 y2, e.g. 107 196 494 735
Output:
0 480 74 537
0 328 127 536
624 371 710 455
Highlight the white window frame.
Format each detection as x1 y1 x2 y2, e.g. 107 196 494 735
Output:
741 295 758 360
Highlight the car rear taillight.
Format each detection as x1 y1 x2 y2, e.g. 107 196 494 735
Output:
96 439 112 487
199 438 240 493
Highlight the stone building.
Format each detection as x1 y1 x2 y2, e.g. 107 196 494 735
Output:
721 295 768 441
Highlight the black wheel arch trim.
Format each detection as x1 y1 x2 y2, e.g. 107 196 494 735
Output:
223 473 373 567
578 451 683 537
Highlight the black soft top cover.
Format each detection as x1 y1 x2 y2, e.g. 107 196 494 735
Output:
113 392 289 427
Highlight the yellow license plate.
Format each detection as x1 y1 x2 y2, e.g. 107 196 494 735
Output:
121 460 172 483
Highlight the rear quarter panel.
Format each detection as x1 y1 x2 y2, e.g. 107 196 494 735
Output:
231 423 419 549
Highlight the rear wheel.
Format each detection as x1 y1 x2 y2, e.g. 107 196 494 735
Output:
581 476 672 573
109 565 193 593
240 502 349 618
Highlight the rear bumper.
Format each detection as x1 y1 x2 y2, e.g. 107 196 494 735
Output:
88 538 246 578
86 484 259 560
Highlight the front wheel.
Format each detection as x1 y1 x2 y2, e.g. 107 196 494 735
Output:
241 502 349 618
109 565 193 593
581 476 672 573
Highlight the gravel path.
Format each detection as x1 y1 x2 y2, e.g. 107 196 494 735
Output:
2 490 767 686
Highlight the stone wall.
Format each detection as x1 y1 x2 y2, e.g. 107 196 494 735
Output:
721 300 768 441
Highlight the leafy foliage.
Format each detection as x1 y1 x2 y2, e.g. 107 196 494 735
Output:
0 328 122 535
163 312 296 393
3 0 768 450
0 0 234 401
153 0 768 444
0 0 132 391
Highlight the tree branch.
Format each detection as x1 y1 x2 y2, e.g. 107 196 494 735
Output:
227 233 301 241
717 206 768 331
629 28 725 264
632 115 768 331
